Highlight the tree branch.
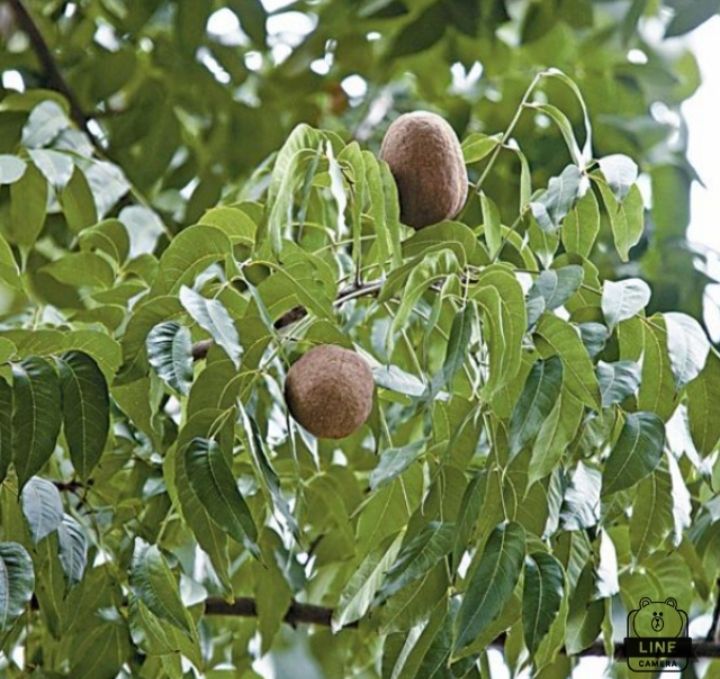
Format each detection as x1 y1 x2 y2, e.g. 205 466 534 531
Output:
7 0 100 147
191 279 383 360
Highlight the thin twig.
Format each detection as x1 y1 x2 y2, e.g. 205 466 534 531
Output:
191 279 383 360
7 0 97 146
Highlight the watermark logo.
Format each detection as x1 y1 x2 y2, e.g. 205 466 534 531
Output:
625 597 691 672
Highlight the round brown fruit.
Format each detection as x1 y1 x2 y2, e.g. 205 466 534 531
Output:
285 344 374 439
379 111 468 230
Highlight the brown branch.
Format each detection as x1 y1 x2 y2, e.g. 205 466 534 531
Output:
7 0 100 147
191 279 383 360
204 597 357 628
28 593 720 655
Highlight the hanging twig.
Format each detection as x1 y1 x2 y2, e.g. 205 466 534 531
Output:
7 0 99 146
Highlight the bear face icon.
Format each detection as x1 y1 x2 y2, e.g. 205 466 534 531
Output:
632 597 686 639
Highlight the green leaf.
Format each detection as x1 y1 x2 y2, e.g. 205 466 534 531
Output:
28 148 73 188
630 460 675 560
149 224 231 296
58 351 110 480
238 405 299 540
531 266 583 310
598 155 638 201
79 219 130 264
0 232 21 290
528 389 583 486
534 314 600 409
481 192 502 258
42 252 114 289
601 278 651 330
12 357 63 489
60 167 98 233
663 312 710 388
560 462 601 530
597 360 641 406
462 132 502 163
369 441 425 490
523 552 565 656
527 103 582 165
70 619 131 679
561 189 600 258
602 412 666 496
129 540 193 635
376 522 455 604
509 356 563 457
184 437 258 551
0 541 35 631
429 303 476 396
0 378 11 484
0 155 26 184
529 165 582 232
454 521 525 651
180 285 242 368
597 181 644 261
22 100 68 147
57 514 87 585
9 161 47 247
332 532 404 631
638 315 677 421
146 322 194 395
20 476 63 544
687 350 720 455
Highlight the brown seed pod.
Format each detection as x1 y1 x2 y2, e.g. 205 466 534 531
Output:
379 111 468 230
285 344 374 439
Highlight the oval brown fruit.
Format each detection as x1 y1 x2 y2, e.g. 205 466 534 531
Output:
285 344 374 439
380 111 468 230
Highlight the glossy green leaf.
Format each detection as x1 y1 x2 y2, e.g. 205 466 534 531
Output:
376 522 455 604
60 167 98 233
20 476 63 544
481 192 502 258
369 441 425 490
332 532 404 631
454 521 525 651
129 540 193 635
598 155 638 201
180 285 242 368
531 266 583 310
523 552 565 656
57 514 88 585
561 189 600 258
602 412 666 496
0 541 35 631
597 360 641 406
509 356 563 457
534 313 600 409
529 165 582 232
42 252 114 289
146 321 194 395
597 181 644 262
12 357 63 489
601 278 651 330
0 155 26 184
664 311 710 388
462 132 502 163
58 351 110 480
687 350 720 455
9 161 47 246
184 437 258 551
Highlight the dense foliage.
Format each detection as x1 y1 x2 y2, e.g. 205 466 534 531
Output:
0 1 719 678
